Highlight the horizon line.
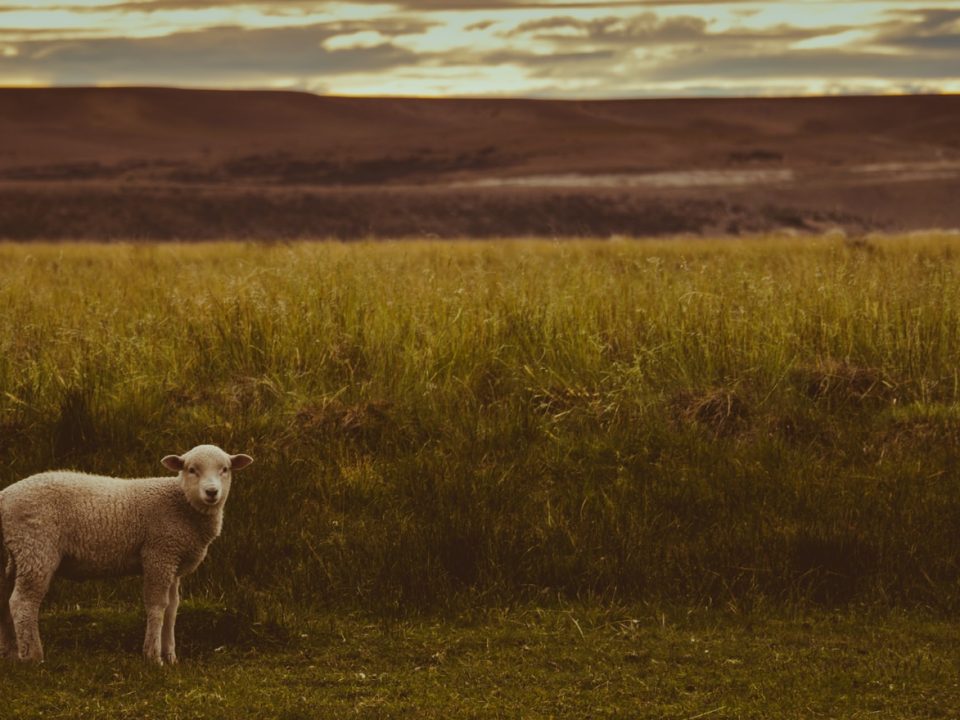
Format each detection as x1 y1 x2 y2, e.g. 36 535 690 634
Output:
2 84 959 103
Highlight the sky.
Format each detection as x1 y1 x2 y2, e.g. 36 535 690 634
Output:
0 1 957 97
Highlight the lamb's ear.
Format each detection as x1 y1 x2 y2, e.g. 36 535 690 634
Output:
161 455 185 472
230 454 254 471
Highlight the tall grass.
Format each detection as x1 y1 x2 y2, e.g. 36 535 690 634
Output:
2 235 960 612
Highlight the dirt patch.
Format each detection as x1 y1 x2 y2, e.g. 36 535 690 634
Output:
728 149 784 163
296 398 393 442
173 147 507 186
454 168 795 190
0 185 873 240
850 160 960 184
674 388 749 436
791 361 899 405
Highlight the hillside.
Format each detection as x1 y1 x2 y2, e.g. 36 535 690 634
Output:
1 88 958 238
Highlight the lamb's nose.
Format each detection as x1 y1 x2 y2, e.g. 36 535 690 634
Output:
205 488 218 500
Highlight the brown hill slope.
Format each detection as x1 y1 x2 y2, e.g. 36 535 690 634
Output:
0 88 958 238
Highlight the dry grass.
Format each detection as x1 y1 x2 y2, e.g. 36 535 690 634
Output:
1 234 960 612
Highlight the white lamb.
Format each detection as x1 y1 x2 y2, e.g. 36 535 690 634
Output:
0 444 253 664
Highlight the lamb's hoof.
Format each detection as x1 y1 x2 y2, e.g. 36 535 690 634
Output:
162 652 178 665
144 652 164 666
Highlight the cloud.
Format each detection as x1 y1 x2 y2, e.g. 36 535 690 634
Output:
482 48 617 67
506 11 850 47
0 0 787 11
432 5 959 97
464 20 494 32
1 1 958 97
0 22 428 84
647 50 960 83
893 7 960 33
508 13 707 43
872 8 960 52
627 6 960 86
478 5 960 93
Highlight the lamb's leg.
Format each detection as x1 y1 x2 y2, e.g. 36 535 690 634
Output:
161 577 180 665
142 569 175 665
9 563 54 663
0 557 16 659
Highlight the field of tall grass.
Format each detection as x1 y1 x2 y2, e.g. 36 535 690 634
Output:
1 234 960 614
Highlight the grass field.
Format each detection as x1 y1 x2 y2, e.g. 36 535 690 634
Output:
2 234 960 715
1 234 960 612
1 604 958 719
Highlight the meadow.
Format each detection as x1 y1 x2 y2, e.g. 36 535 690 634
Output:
2 234 960 716
1 235 960 614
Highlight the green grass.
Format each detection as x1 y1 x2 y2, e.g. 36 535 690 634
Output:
2 605 959 719
3 236 960 717
2 235 960 611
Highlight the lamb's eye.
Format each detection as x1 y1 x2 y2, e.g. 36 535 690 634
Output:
188 467 198 475
220 466 228 474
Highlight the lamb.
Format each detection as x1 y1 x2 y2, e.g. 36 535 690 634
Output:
0 444 253 664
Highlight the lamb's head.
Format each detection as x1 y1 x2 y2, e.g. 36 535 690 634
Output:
161 444 254 513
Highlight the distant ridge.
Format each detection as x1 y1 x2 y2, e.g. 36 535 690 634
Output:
0 88 958 238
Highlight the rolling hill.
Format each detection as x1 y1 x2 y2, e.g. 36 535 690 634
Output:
1 88 958 238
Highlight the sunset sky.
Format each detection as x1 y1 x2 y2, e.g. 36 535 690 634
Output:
0 1 957 97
